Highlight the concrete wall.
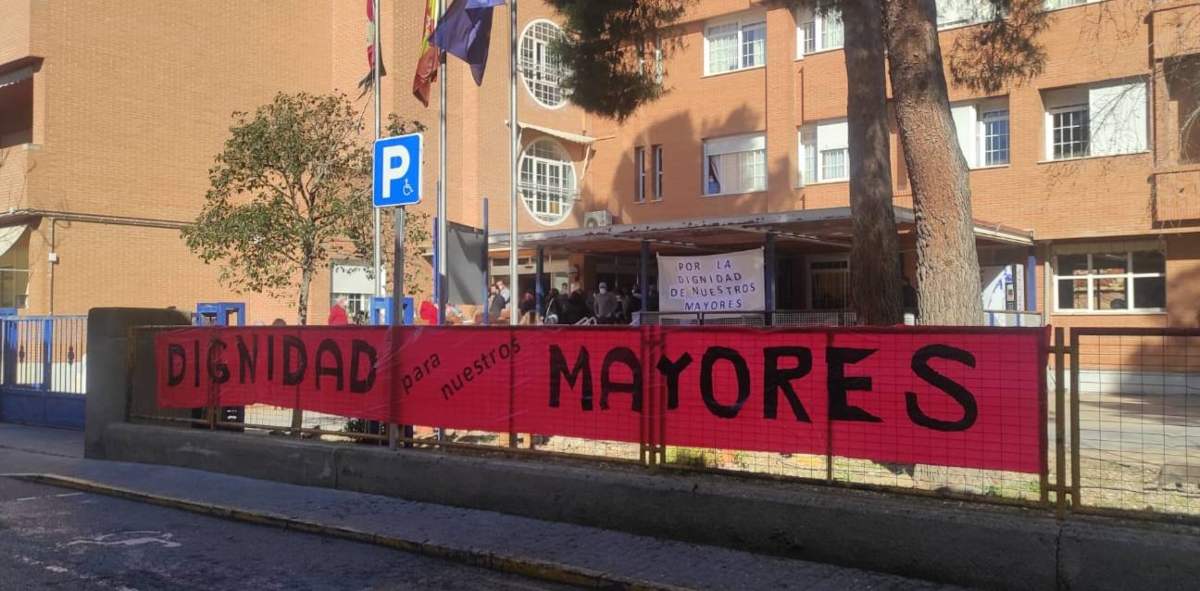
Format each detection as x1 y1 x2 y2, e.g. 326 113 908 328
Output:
84 307 190 458
99 421 1200 591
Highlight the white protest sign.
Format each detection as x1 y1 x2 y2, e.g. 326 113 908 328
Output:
657 248 765 313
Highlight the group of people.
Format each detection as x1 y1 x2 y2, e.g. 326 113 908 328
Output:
541 281 659 325
329 278 662 326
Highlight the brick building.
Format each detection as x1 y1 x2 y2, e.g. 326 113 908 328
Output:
0 0 1198 328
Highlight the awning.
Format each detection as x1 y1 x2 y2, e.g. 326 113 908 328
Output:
511 121 596 145
490 206 1034 254
0 226 27 259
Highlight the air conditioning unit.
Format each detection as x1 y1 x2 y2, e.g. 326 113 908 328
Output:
584 210 613 228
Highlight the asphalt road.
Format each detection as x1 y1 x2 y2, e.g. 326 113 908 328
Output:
0 477 573 591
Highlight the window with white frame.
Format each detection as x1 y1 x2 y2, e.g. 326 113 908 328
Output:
705 17 766 75
796 7 843 58
331 262 377 323
1054 250 1165 312
1043 80 1147 161
1044 0 1093 10
634 146 646 203
520 20 568 108
980 110 1010 166
950 97 1009 168
704 133 766 195
798 120 849 184
638 46 665 84
519 139 576 224
935 0 995 29
1049 106 1089 159
652 144 664 200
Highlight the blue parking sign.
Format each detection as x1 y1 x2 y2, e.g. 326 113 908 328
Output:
373 133 423 207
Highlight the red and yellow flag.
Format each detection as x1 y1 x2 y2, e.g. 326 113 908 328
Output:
412 0 439 106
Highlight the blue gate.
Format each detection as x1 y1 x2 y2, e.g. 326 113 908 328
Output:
0 316 87 430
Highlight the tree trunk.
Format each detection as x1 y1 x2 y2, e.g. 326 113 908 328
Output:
883 0 983 325
842 0 903 325
297 260 313 326
292 258 313 434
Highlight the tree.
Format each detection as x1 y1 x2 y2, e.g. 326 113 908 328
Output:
184 92 426 325
841 0 904 325
881 0 983 325
547 0 690 121
550 0 904 324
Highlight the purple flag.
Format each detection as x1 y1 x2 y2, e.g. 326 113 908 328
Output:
431 0 505 86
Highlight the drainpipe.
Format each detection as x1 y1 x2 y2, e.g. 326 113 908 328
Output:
48 216 56 315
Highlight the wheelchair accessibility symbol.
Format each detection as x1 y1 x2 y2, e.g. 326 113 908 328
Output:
373 133 423 207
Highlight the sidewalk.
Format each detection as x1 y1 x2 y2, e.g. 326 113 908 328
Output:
0 423 955 590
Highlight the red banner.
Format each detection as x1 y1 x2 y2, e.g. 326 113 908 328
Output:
156 326 1046 473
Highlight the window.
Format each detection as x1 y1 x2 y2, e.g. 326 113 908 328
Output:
331 262 377 323
798 120 849 184
799 127 817 184
1054 250 1165 312
935 0 995 29
520 20 568 108
1043 80 1147 161
1044 0 1090 10
0 69 34 149
1050 107 1089 159
796 7 843 57
820 149 847 180
519 139 576 224
706 17 766 75
704 133 766 195
809 257 849 310
638 47 665 84
981 110 1010 166
652 145 664 200
950 98 1009 168
634 147 646 203
0 228 29 309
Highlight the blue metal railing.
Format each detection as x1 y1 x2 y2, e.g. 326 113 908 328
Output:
0 315 88 394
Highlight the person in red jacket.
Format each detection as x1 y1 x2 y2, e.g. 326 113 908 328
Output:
328 296 350 326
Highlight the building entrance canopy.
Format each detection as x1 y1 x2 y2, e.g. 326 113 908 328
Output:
489 206 1033 255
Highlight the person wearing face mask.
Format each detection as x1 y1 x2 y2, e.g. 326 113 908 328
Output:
592 281 620 324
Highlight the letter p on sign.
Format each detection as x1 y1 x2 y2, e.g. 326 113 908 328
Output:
373 133 423 207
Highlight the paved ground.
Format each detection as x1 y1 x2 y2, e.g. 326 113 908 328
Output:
0 423 959 590
0 478 571 591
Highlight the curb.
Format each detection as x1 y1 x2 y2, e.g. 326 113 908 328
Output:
7 473 690 591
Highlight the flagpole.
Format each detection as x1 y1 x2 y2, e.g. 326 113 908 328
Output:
372 0 383 299
436 0 448 325
508 0 519 326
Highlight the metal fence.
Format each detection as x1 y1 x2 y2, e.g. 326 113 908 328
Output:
1 315 87 394
133 323 1200 525
1057 327 1200 521
635 310 858 327
635 309 1041 328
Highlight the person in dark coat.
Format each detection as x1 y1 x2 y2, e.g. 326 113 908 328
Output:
544 288 563 324
564 289 589 324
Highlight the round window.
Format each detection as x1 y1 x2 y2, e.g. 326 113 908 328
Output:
519 139 576 225
520 20 567 109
